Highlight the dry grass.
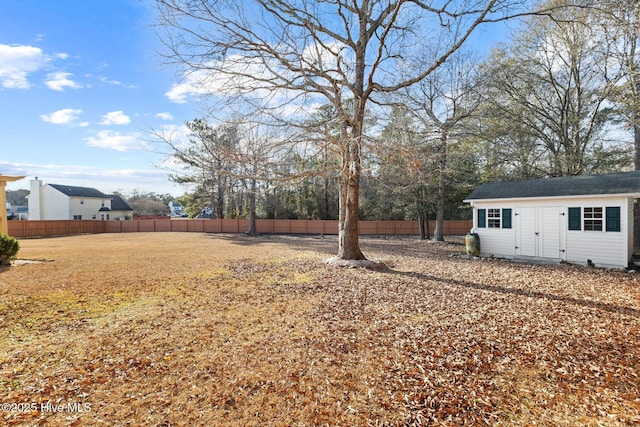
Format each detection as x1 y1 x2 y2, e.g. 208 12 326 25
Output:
0 232 639 426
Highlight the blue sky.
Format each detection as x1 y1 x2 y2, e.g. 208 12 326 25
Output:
0 0 199 196
0 0 512 197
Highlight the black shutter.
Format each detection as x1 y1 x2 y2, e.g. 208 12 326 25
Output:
502 208 512 229
605 207 621 232
478 208 486 228
568 207 581 230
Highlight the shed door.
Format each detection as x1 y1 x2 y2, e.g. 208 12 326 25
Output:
516 207 537 257
540 207 561 259
516 206 564 259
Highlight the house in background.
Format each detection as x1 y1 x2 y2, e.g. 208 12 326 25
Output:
5 203 27 220
28 178 133 221
464 171 640 269
168 201 187 217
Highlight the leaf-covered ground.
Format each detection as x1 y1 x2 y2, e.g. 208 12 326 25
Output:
0 233 638 426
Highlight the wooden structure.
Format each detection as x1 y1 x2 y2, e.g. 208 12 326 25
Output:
0 174 25 235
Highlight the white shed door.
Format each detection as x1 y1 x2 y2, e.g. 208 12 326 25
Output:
516 206 564 259
516 207 537 257
540 207 561 259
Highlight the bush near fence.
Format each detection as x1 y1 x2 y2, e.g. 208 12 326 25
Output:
8 219 472 239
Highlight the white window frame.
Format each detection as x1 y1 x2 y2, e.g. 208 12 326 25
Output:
583 207 603 231
488 208 501 228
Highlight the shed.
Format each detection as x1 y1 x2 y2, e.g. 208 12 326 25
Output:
464 171 640 269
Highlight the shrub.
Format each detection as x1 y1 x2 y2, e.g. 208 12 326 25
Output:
0 234 19 266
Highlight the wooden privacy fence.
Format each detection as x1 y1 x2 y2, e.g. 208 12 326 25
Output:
8 219 472 239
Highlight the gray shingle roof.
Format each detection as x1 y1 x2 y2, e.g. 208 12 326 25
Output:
465 171 640 201
49 184 110 198
109 194 133 211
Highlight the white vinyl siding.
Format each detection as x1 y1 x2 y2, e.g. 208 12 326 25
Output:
473 204 515 257
41 185 70 220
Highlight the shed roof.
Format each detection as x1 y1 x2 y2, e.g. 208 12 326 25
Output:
49 184 111 199
465 171 640 201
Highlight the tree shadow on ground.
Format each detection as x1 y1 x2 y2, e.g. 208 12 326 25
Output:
205 232 338 254
381 267 640 318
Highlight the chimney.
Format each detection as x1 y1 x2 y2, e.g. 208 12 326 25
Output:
28 178 43 220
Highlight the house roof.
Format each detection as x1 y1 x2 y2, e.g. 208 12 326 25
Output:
49 184 111 199
465 171 640 201
110 194 133 211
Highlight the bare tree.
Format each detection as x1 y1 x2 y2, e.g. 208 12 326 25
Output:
480 3 624 177
595 0 640 168
376 105 436 239
397 49 483 241
155 0 556 260
231 118 285 234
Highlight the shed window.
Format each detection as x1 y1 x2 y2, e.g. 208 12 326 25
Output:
488 209 501 228
73 215 82 220
584 207 603 231
477 208 511 229
569 206 621 232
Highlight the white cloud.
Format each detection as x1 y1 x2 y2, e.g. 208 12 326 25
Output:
0 44 50 89
85 130 149 152
0 161 29 177
100 110 131 125
165 54 330 117
165 69 222 103
56 53 69 60
45 71 82 91
98 75 122 85
155 112 174 121
40 108 84 125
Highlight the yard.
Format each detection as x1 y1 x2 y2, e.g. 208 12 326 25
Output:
0 233 639 426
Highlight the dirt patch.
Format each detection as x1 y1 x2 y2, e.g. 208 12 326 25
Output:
10 259 53 266
0 233 639 426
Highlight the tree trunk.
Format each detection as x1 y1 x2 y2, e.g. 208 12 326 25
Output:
634 118 640 249
324 177 330 220
419 215 429 240
216 185 225 219
635 118 640 170
337 140 365 260
246 178 257 235
433 130 447 241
